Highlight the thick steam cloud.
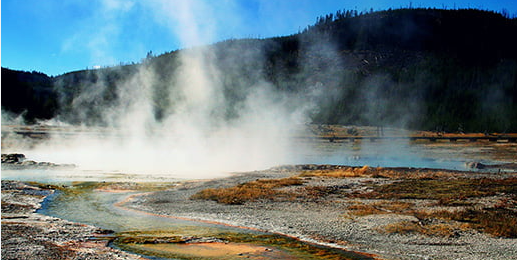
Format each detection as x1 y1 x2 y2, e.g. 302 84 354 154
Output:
14 0 319 177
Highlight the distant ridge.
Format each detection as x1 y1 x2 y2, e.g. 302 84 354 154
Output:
2 8 517 132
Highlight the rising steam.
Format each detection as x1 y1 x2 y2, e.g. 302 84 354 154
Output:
11 0 316 178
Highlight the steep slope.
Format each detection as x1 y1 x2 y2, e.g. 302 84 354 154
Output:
2 8 517 132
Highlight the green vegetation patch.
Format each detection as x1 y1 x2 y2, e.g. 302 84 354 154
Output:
113 229 375 260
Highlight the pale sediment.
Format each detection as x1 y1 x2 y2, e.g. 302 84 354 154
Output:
1 180 143 260
3 165 516 260
126 166 517 260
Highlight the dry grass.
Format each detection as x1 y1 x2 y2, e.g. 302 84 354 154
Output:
372 168 455 179
381 201 415 212
415 208 517 238
347 201 414 216
299 165 374 178
296 185 352 201
347 204 386 216
354 178 517 203
190 177 304 205
353 177 517 238
191 166 517 238
299 166 456 180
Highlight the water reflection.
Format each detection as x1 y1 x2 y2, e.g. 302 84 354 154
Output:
3 139 514 183
295 139 479 170
38 188 236 233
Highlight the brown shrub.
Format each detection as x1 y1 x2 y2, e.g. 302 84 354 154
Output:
347 201 414 216
414 208 517 238
190 177 303 205
381 201 414 212
447 208 517 238
381 221 457 237
347 203 385 216
355 178 517 201
300 166 373 178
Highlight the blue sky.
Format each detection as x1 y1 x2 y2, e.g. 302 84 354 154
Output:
2 0 517 76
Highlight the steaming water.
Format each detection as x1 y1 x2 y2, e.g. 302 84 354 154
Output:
37 189 239 233
299 139 470 169
2 137 500 184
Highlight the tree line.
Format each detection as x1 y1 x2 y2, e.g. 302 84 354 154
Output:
2 8 517 132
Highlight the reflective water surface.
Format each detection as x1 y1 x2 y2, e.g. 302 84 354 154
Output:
4 139 515 183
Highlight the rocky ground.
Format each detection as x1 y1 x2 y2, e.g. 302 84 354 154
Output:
1 180 143 260
1 153 75 169
126 166 517 260
2 151 516 259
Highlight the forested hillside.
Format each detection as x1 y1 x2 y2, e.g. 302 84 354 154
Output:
2 8 517 132
1 68 58 121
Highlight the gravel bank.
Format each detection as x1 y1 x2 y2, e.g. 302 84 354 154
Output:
1 180 143 260
126 166 517 260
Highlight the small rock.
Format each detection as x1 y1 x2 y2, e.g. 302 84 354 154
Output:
1 153 26 163
465 162 486 169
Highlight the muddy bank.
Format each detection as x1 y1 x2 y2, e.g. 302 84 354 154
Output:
1 180 143 260
126 165 517 260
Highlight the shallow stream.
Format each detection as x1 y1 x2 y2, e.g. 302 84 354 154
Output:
36 183 372 259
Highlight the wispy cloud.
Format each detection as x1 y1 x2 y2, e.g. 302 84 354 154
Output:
60 0 137 67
